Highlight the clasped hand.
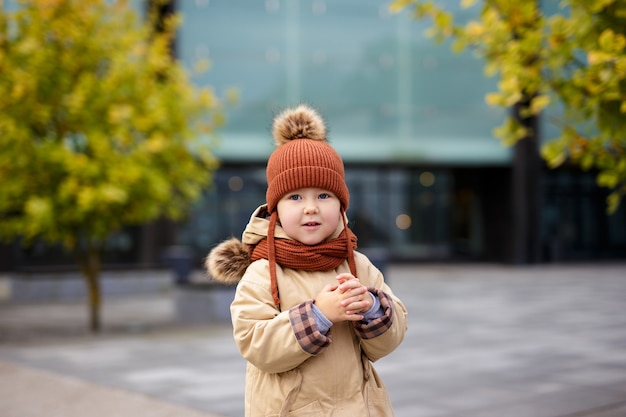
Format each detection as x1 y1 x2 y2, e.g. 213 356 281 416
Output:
315 273 370 323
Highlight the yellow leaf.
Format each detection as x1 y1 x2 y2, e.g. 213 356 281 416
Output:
461 0 477 9
588 51 611 65
597 171 619 188
465 21 484 38
530 95 550 114
434 10 453 30
598 29 615 51
493 118 528 146
25 197 51 219
101 184 128 204
146 133 167 153
485 92 502 106
499 75 519 93
389 0 413 14
541 143 566 168
607 193 620 214
11 83 26 99
108 104 134 124
503 91 523 107
581 153 594 170
78 188 96 211
547 152 566 168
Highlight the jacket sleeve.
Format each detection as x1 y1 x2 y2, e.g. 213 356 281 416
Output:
230 260 318 374
353 253 408 362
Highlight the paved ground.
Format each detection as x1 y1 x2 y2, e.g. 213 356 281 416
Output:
1 263 626 417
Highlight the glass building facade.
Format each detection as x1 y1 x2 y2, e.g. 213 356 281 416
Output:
179 0 508 165
176 0 505 260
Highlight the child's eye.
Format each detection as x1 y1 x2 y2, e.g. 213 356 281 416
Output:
288 194 301 201
319 193 330 199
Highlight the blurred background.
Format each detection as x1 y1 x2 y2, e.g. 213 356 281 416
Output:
1 3 626 416
0 0 624 277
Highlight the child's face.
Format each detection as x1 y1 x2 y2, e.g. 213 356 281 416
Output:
276 187 342 246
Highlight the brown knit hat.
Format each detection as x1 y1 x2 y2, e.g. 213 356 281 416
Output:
266 105 349 212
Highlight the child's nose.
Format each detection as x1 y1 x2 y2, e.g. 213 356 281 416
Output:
303 202 319 214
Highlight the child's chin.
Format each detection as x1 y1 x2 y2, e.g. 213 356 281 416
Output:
301 236 326 246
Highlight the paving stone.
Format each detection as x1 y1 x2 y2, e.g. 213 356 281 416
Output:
1 263 626 417
452 386 626 417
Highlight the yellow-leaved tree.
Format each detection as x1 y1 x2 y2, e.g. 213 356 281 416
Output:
391 0 626 213
0 0 224 331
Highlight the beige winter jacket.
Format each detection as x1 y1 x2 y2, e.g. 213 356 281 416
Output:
209 205 408 416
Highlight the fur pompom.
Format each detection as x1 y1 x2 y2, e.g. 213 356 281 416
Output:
205 238 251 285
272 104 326 145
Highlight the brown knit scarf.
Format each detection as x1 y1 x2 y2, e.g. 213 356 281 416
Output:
250 211 358 308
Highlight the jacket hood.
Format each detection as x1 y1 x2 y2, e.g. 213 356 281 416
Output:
205 204 347 284
205 205 275 284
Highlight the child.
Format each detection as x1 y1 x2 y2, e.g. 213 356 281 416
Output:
206 105 408 417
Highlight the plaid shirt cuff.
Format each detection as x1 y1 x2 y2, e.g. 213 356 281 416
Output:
289 300 332 355
352 287 394 339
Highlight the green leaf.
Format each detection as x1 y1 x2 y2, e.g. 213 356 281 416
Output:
597 171 619 188
541 141 567 168
607 192 621 214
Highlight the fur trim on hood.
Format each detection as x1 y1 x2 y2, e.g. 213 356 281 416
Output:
205 238 251 285
205 205 273 284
